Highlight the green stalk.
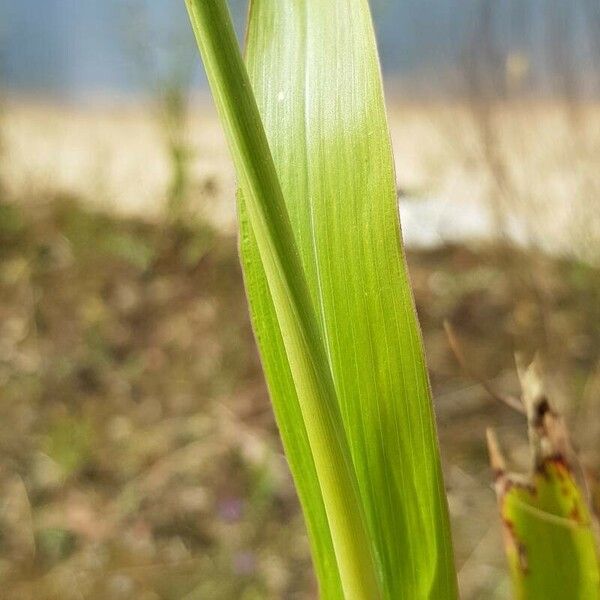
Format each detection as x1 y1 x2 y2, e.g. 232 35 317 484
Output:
184 1 381 598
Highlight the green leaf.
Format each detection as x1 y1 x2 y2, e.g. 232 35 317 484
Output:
243 2 456 598
502 460 599 600
184 1 457 598
185 2 380 598
488 359 600 600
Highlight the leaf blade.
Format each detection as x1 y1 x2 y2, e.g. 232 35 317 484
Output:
488 359 600 600
244 1 457 597
184 1 381 598
502 461 600 600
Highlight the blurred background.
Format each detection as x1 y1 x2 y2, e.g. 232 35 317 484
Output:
1 1 599 598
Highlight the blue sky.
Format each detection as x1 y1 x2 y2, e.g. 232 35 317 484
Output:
1 0 597 101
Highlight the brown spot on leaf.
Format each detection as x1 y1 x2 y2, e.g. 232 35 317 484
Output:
570 505 582 523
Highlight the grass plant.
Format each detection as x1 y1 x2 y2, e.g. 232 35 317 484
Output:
184 1 599 598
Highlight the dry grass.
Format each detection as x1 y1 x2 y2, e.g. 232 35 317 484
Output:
3 100 600 260
1 98 600 598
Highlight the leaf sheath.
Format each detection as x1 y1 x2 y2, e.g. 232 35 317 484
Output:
184 1 381 598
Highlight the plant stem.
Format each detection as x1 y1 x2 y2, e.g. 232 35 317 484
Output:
184 1 381 597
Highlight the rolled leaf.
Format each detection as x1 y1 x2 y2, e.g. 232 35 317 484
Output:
184 1 382 598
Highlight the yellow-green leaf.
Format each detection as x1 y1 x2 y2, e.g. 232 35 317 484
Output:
185 1 457 598
488 359 600 600
243 1 456 598
185 2 380 598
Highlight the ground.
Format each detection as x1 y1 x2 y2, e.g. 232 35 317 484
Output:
1 101 600 599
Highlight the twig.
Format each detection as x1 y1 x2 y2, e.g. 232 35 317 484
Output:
444 320 525 414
